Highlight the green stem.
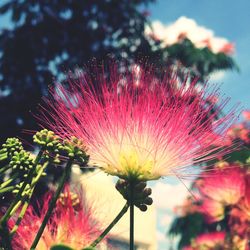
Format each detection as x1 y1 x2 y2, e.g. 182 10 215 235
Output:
10 162 49 236
0 165 11 175
0 173 19 189
129 182 135 250
30 162 49 188
0 150 43 226
0 186 15 194
30 159 73 250
9 201 22 218
0 223 12 250
10 195 30 235
89 202 129 248
8 163 47 218
0 152 8 162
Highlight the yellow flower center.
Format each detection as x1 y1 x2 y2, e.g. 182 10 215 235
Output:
118 150 154 180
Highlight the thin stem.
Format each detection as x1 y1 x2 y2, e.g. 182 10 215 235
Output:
9 201 22 218
0 165 11 175
0 151 44 248
0 186 15 194
30 162 49 188
10 162 48 236
90 202 129 248
0 152 8 162
0 173 19 189
0 223 12 250
10 196 30 235
0 150 43 226
30 159 73 250
129 182 135 250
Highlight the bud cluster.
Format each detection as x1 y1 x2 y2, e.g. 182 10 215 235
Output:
116 179 153 211
33 129 61 150
59 136 89 165
58 191 80 210
0 130 89 199
0 138 23 158
10 150 33 172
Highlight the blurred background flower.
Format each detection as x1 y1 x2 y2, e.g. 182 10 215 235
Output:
145 17 234 54
169 112 250 250
9 187 102 250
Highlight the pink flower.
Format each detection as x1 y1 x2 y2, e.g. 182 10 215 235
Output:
40 66 238 181
194 231 226 248
242 173 250 214
239 128 250 144
145 18 235 55
242 110 250 121
219 42 235 55
200 198 225 223
226 125 241 138
184 232 226 250
174 196 200 216
10 188 101 250
198 165 245 205
230 174 250 234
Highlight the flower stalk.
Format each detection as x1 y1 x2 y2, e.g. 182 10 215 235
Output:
0 173 19 189
9 161 48 236
0 165 11 175
0 224 12 250
0 150 43 226
0 153 8 162
89 202 129 248
30 158 73 249
10 197 30 235
0 185 15 194
129 181 135 250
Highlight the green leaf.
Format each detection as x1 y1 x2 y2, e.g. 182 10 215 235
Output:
168 213 206 249
50 244 74 250
226 148 250 164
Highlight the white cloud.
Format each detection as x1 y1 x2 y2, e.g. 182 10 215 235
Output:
209 71 226 81
152 181 190 210
145 17 234 54
157 230 168 242
160 213 172 227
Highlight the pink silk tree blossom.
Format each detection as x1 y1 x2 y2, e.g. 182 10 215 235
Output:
183 231 226 250
195 231 226 247
10 188 101 249
198 165 245 205
39 65 239 181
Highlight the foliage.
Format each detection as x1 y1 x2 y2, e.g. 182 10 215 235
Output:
0 0 158 143
169 213 207 249
164 38 238 80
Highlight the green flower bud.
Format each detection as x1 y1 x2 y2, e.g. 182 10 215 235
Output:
33 129 61 150
60 137 89 164
1 138 23 157
13 182 32 197
10 150 34 172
